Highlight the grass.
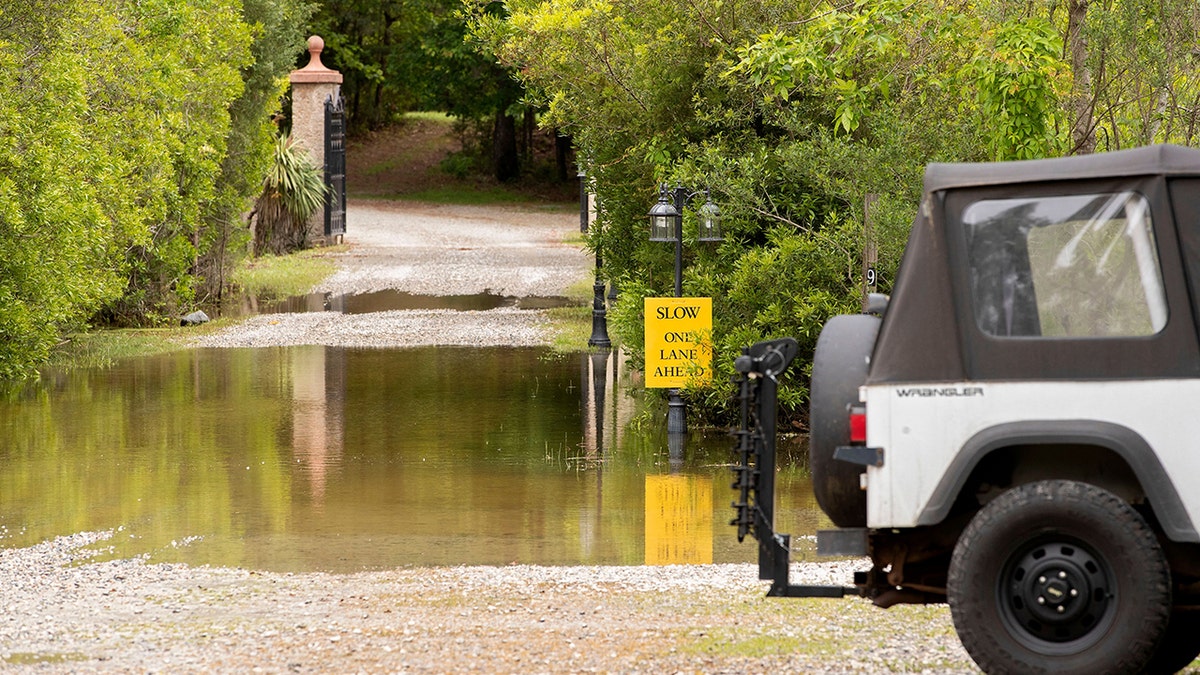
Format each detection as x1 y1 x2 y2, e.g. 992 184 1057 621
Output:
396 186 539 205
673 598 968 670
230 246 343 298
47 247 344 371
47 327 192 370
546 305 593 352
402 111 454 123
688 632 837 659
545 277 606 353
349 112 579 206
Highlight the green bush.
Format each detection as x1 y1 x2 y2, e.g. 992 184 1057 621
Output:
0 0 311 376
252 135 328 256
476 0 979 424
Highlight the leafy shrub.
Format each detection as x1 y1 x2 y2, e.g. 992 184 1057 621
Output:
0 0 311 375
251 135 328 256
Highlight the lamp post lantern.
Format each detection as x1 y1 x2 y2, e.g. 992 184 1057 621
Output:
647 183 722 434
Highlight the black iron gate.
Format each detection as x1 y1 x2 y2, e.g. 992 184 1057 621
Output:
324 94 347 240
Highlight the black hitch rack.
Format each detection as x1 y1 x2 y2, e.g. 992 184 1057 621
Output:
731 337 863 599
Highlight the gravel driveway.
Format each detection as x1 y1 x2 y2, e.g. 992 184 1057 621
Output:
2 532 974 674
192 200 591 349
3 201 980 673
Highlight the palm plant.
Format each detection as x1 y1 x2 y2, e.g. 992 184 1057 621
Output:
251 134 328 256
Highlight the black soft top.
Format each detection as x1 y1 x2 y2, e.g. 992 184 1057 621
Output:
924 144 1200 193
867 144 1200 385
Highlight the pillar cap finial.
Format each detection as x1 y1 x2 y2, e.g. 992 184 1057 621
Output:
302 35 328 71
291 34 342 84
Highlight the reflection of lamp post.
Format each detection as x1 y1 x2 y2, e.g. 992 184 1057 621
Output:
648 184 722 433
581 168 611 349
581 349 611 457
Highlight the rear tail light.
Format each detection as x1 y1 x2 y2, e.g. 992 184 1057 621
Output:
848 405 867 443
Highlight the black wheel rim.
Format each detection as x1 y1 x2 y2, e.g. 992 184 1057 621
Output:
998 536 1116 651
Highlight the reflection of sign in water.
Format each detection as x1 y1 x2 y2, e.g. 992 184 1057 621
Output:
644 297 713 388
644 475 713 565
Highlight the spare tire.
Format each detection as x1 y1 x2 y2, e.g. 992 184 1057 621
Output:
810 313 881 527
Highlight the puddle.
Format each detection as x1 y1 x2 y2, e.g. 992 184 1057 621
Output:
0 347 826 572
225 289 579 317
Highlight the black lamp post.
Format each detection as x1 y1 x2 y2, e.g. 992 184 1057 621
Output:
647 183 723 434
581 168 611 349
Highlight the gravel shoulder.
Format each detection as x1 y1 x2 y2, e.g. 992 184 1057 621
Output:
2 532 975 673
5 200 980 672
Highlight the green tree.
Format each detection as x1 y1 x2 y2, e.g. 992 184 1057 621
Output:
313 0 541 182
476 0 987 422
202 0 316 303
309 0 439 132
971 18 1067 160
0 1 129 377
0 0 312 376
86 0 255 325
479 0 1199 424
251 135 328 256
980 0 1200 152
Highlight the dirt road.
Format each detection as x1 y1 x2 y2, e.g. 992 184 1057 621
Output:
1 531 975 673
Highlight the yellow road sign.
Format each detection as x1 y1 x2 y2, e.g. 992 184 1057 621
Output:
644 297 712 388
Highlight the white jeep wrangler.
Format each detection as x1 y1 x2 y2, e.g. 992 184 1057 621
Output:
733 144 1200 674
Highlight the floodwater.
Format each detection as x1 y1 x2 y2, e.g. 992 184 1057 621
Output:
227 289 578 317
0 344 828 573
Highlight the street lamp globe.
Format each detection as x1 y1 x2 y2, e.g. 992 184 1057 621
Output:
648 191 678 242
697 197 723 242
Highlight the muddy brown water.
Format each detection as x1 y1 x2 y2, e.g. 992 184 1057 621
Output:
1 342 827 573
226 289 578 316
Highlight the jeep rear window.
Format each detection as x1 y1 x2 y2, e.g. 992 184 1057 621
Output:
963 192 1167 338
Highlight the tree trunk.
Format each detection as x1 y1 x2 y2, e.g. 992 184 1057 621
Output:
523 108 535 164
1067 0 1097 154
493 110 519 182
555 133 572 183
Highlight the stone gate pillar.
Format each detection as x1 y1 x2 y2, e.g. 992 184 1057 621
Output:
289 35 342 246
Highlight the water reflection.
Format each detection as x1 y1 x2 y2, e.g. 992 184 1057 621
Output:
226 290 577 317
291 345 345 503
0 347 827 572
644 475 713 565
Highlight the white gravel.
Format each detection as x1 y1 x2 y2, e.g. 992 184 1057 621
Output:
316 201 589 298
192 308 552 348
1 531 976 673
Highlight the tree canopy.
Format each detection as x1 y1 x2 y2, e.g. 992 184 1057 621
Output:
475 0 1200 422
0 0 312 377
312 0 543 181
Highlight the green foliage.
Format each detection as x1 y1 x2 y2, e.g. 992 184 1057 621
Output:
202 0 315 299
478 0 981 424
480 0 1200 425
268 136 329 220
0 2 132 378
252 135 328 256
309 0 442 130
0 0 312 377
972 18 1067 160
231 246 340 298
311 0 519 128
314 0 537 182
